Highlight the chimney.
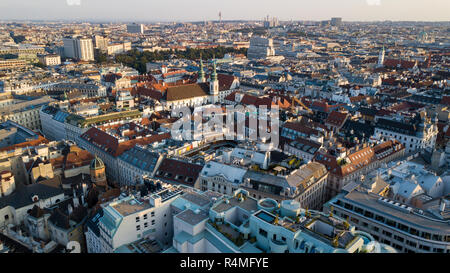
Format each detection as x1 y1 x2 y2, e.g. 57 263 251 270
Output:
440 199 446 213
82 183 87 196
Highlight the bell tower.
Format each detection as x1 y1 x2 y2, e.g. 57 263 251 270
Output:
198 54 206 83
209 57 219 102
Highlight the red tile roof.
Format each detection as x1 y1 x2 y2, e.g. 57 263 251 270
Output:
440 96 450 106
383 59 417 69
155 158 203 186
325 111 348 127
81 127 170 157
0 135 49 152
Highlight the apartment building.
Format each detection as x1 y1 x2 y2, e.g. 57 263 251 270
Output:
325 160 450 253
198 161 247 195
241 162 329 210
374 113 438 154
167 189 396 253
326 184 450 253
117 146 163 186
38 54 61 66
314 140 405 199
85 183 184 253
0 96 55 131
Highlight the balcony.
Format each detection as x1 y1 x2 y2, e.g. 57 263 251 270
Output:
269 238 288 253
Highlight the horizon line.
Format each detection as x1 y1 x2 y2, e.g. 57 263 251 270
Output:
2 19 450 24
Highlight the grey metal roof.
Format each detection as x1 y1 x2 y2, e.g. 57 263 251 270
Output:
0 181 64 210
119 146 160 173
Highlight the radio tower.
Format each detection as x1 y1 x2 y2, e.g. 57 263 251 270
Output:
219 11 222 24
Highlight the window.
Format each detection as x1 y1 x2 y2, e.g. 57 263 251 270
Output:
151 220 155 225
259 228 268 237
409 228 419 236
386 219 396 228
144 223 148 228
375 215 385 223
397 223 408 232
433 248 444 253
151 212 155 217
4 215 8 220
419 245 430 251
344 203 353 210
136 216 140 222
363 211 374 218
143 214 148 220
136 225 141 231
392 243 403 251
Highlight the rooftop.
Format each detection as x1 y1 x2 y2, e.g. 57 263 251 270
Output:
176 209 209 226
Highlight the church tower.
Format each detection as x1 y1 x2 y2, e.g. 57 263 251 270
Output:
209 58 219 103
377 46 385 67
90 156 107 189
197 55 206 83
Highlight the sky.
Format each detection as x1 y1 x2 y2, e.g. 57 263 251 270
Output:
0 0 449 22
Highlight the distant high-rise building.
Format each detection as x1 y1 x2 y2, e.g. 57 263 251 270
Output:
331 17 342 27
247 36 276 60
378 46 385 67
63 37 94 61
127 23 144 34
94 35 109 51
264 15 279 28
320 20 330 27
63 37 77 59
76 37 94 61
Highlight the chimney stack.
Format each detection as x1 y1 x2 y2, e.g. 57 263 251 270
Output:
440 199 446 213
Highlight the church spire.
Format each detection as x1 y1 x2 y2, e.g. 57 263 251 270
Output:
209 55 219 100
198 53 205 83
211 55 218 82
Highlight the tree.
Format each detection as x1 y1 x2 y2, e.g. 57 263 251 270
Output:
95 52 108 64
34 62 46 69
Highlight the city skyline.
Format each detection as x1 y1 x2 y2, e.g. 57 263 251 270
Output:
0 0 450 22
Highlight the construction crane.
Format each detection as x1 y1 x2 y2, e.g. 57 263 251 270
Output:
291 96 313 114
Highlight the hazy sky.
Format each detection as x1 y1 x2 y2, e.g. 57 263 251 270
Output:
0 0 449 22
